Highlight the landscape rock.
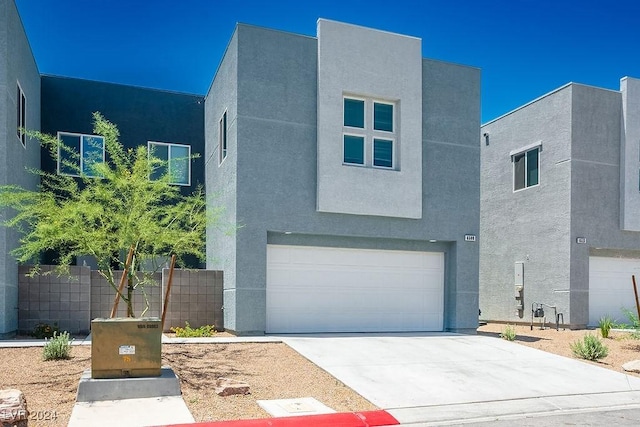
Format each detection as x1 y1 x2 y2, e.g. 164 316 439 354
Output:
622 360 640 373
215 378 250 396
0 389 28 427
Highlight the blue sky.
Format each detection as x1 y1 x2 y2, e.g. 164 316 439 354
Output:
14 0 640 123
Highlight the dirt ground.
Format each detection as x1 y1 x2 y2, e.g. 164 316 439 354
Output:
3 325 640 426
0 342 376 427
477 323 640 376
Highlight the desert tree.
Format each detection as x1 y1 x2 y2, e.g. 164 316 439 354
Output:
0 112 219 317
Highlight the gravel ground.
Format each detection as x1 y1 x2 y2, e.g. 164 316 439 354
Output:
3 325 640 427
478 323 640 376
0 342 376 427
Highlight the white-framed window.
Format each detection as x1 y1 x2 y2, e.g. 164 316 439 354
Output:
219 111 227 165
148 141 191 186
57 132 105 177
17 82 26 147
512 146 540 191
343 95 396 170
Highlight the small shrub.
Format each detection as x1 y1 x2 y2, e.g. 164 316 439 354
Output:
32 322 59 339
570 334 609 361
500 324 516 341
170 322 216 338
42 331 72 361
621 308 640 329
598 316 613 338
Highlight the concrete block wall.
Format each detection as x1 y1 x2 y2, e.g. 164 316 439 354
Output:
162 269 224 332
90 271 162 320
18 266 223 334
18 265 91 334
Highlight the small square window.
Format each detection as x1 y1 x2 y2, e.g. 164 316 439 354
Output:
373 139 393 168
149 141 191 186
344 135 364 165
374 102 393 132
58 133 105 177
344 98 364 128
514 147 539 191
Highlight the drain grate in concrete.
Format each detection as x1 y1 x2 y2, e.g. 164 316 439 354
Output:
257 397 336 417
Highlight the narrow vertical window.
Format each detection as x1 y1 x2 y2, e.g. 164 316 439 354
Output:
513 147 540 191
219 111 228 164
17 82 26 147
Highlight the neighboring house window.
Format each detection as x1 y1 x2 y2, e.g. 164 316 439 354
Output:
17 82 26 147
343 96 396 169
57 132 105 177
219 111 227 164
148 141 191 186
513 147 539 191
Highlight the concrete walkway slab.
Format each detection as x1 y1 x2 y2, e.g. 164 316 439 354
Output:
68 396 194 427
282 333 640 423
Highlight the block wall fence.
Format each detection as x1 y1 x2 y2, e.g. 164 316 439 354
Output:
17 265 223 334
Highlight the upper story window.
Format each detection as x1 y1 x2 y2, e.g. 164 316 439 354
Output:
58 132 105 177
148 141 191 186
219 111 228 165
513 146 539 191
343 96 396 169
17 82 26 147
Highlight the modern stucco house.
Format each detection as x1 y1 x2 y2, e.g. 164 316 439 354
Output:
206 20 481 334
1 0 481 337
480 77 640 328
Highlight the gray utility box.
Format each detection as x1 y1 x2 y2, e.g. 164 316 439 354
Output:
91 317 162 379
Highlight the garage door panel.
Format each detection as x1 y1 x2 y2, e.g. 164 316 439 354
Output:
589 256 640 326
266 245 444 333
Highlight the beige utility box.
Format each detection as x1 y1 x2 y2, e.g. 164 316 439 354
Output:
91 317 162 379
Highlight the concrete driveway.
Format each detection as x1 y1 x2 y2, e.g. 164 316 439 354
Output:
282 333 640 425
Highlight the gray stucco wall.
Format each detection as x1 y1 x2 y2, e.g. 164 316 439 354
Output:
207 22 480 334
205 29 239 329
0 0 40 337
569 85 622 326
316 19 423 219
480 86 573 325
621 77 640 231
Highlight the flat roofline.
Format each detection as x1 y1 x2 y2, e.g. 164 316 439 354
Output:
41 74 205 98
482 81 621 127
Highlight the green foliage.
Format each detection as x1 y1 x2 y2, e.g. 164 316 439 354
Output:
570 334 609 361
1 113 223 316
42 331 73 361
620 308 640 329
500 324 516 341
598 316 613 338
31 322 59 339
170 321 216 337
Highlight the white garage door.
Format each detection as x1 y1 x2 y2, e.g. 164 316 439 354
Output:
589 256 640 326
266 245 444 333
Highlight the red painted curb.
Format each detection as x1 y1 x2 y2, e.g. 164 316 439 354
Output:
153 410 399 427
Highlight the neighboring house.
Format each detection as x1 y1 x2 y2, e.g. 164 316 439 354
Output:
39 76 205 196
206 20 481 334
0 0 40 338
480 77 640 328
0 0 205 336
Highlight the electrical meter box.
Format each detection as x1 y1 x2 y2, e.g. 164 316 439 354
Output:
91 317 162 379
